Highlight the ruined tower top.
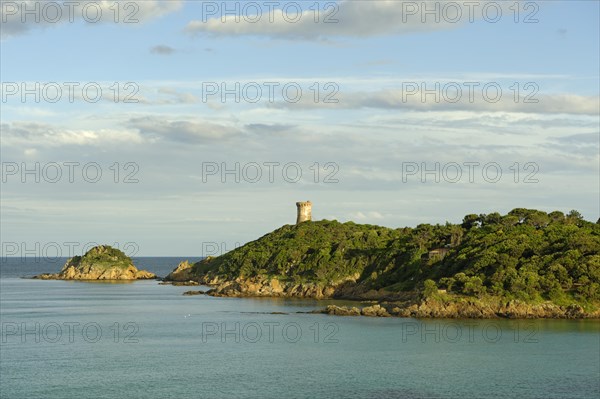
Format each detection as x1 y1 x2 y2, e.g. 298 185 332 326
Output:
296 201 312 224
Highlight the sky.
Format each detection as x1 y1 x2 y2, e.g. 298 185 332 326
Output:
1 0 599 257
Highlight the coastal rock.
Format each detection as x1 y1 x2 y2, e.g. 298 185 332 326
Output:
165 260 195 281
361 304 391 317
183 290 205 296
564 304 586 319
159 280 199 286
189 273 600 319
33 245 156 281
270 278 284 294
316 297 600 319
320 304 392 317
201 275 342 300
324 305 361 316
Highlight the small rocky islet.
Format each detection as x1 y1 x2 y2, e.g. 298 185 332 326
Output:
34 245 156 280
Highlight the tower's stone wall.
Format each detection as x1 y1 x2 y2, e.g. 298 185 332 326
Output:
296 201 312 224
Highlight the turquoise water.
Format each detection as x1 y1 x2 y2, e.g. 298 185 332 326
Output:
1 259 599 398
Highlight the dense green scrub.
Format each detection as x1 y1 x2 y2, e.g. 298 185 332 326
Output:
69 245 133 270
191 209 600 304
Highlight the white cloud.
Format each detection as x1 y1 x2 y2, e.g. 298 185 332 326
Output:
185 0 512 40
1 121 144 146
1 0 183 38
126 116 241 144
270 89 600 116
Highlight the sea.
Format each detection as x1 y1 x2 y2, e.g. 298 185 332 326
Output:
1 257 599 399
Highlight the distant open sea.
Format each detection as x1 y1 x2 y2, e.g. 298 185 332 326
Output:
1 258 599 399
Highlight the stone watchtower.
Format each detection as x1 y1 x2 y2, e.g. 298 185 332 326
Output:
296 201 312 224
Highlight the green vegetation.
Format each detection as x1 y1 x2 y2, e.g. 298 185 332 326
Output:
193 220 404 284
68 245 133 270
191 209 600 305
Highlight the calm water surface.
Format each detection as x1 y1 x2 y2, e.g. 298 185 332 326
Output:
1 258 599 398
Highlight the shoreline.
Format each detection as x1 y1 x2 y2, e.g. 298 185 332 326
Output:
163 280 600 320
13 276 600 319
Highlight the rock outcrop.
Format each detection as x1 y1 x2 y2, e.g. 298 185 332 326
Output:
34 245 156 280
183 290 205 296
165 260 357 299
164 260 196 282
317 298 600 319
204 276 338 299
323 305 362 316
323 304 390 317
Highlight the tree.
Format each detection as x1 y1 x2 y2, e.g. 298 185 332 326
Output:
483 212 502 225
463 276 485 296
453 272 469 291
423 279 438 297
450 225 464 247
508 208 531 223
501 215 520 228
527 211 550 228
548 211 565 223
462 214 481 229
414 224 434 251
567 209 584 221
439 277 456 292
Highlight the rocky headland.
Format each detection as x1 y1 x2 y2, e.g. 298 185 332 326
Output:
34 245 156 280
165 209 600 318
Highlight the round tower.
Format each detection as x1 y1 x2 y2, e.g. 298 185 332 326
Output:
296 201 312 224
